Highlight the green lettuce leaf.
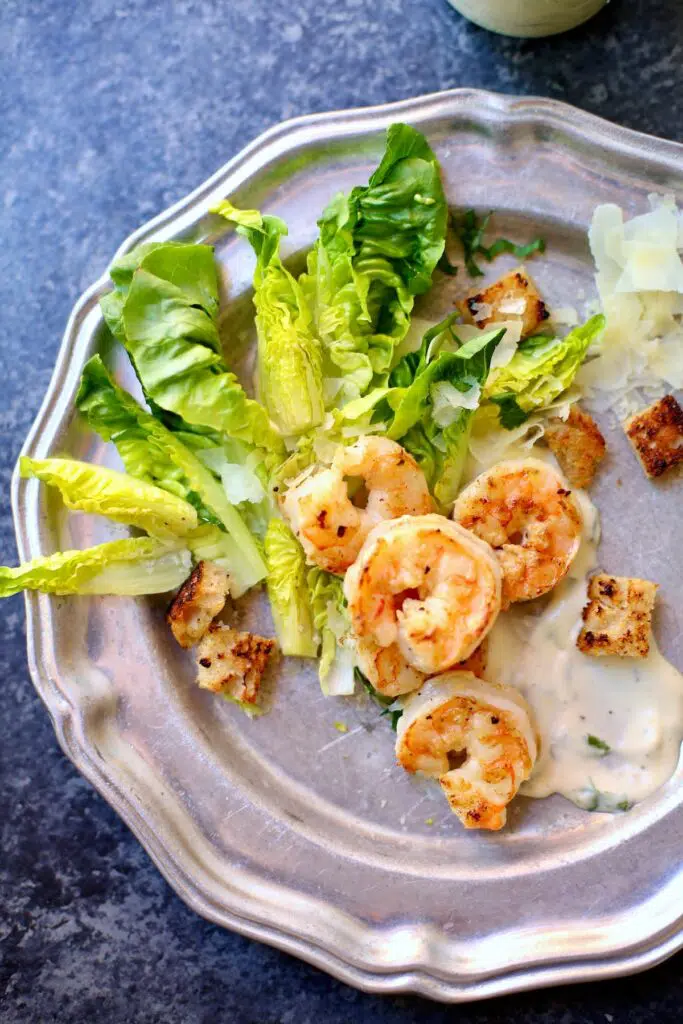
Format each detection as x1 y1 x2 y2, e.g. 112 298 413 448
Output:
308 567 355 695
300 123 448 400
394 327 504 505
212 202 325 437
342 321 504 506
101 241 285 469
76 356 266 590
20 456 198 539
484 314 605 428
264 519 317 657
0 536 191 598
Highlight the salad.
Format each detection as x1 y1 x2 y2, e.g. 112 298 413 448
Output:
6 124 683 831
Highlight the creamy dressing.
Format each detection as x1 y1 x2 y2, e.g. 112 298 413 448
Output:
485 489 683 811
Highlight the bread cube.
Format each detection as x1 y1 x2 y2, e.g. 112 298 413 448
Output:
457 266 549 339
196 622 275 702
624 395 683 479
167 560 231 649
545 405 606 489
577 574 657 658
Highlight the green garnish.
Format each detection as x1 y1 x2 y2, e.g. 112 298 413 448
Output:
334 721 348 734
357 668 403 731
437 250 459 277
586 734 611 755
451 208 545 278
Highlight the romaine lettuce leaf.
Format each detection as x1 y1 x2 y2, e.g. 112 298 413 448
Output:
484 314 605 428
212 202 325 437
341 321 504 506
308 567 355 695
0 536 191 598
395 327 505 506
300 123 448 401
20 456 198 539
264 519 317 657
101 241 285 469
77 356 266 590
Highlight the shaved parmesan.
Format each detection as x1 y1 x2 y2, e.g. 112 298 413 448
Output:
490 322 522 370
447 320 521 370
581 195 683 416
498 297 528 315
467 406 545 472
472 302 493 322
431 380 481 427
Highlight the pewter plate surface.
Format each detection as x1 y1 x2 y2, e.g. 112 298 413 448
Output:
12 90 683 1002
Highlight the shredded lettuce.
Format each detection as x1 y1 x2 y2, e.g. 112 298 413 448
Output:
196 447 265 506
20 456 198 540
300 123 448 401
212 202 325 437
264 519 317 657
308 567 355 695
77 356 266 590
101 241 285 469
484 315 605 428
0 536 191 598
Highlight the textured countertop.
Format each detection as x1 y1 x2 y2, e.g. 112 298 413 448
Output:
2 1 683 1021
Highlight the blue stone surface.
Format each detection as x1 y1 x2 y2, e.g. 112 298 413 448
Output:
2 1 683 1020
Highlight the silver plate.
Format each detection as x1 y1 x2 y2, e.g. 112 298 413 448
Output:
12 90 683 1002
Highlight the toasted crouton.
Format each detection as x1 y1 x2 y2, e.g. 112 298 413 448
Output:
577 574 658 658
545 405 606 489
623 395 683 478
167 561 230 649
457 638 488 677
456 266 549 339
195 622 275 702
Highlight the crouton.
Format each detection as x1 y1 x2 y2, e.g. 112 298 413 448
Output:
623 395 683 479
457 638 488 677
167 561 230 649
456 266 549 339
545 405 606 489
577 574 658 658
195 622 275 702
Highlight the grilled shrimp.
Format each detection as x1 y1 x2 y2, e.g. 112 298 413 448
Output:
344 514 502 675
282 436 433 574
453 458 583 606
355 636 426 698
396 673 538 831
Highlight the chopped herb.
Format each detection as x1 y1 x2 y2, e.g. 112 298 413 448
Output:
357 668 404 731
451 209 491 277
489 392 529 429
586 734 611 755
480 236 546 264
437 250 459 277
616 799 632 812
334 721 348 734
451 208 545 278
577 779 600 812
425 817 435 826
